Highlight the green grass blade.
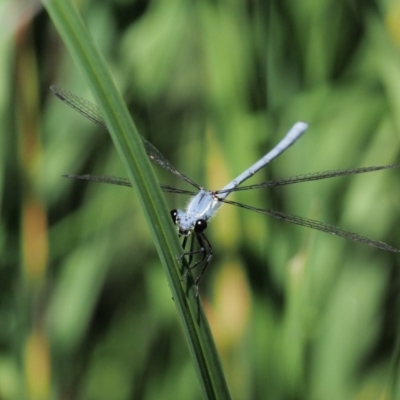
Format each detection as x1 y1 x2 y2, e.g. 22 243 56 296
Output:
41 0 230 398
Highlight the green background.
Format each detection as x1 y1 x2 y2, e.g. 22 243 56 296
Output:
1 0 400 399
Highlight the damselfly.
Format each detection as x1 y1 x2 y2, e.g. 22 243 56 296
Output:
51 85 400 287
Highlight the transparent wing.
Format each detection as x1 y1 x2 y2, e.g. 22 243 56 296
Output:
63 174 196 195
50 85 201 190
220 198 400 253
216 164 400 193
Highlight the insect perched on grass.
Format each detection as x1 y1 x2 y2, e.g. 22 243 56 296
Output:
51 85 400 289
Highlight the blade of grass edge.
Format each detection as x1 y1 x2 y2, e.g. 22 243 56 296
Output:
41 0 230 398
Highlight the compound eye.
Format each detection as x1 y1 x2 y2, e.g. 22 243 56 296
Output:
170 210 178 224
194 219 207 233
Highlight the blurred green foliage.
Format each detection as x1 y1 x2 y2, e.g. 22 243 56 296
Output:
1 0 400 399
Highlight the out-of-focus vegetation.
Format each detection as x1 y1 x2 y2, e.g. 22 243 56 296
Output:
1 0 400 399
